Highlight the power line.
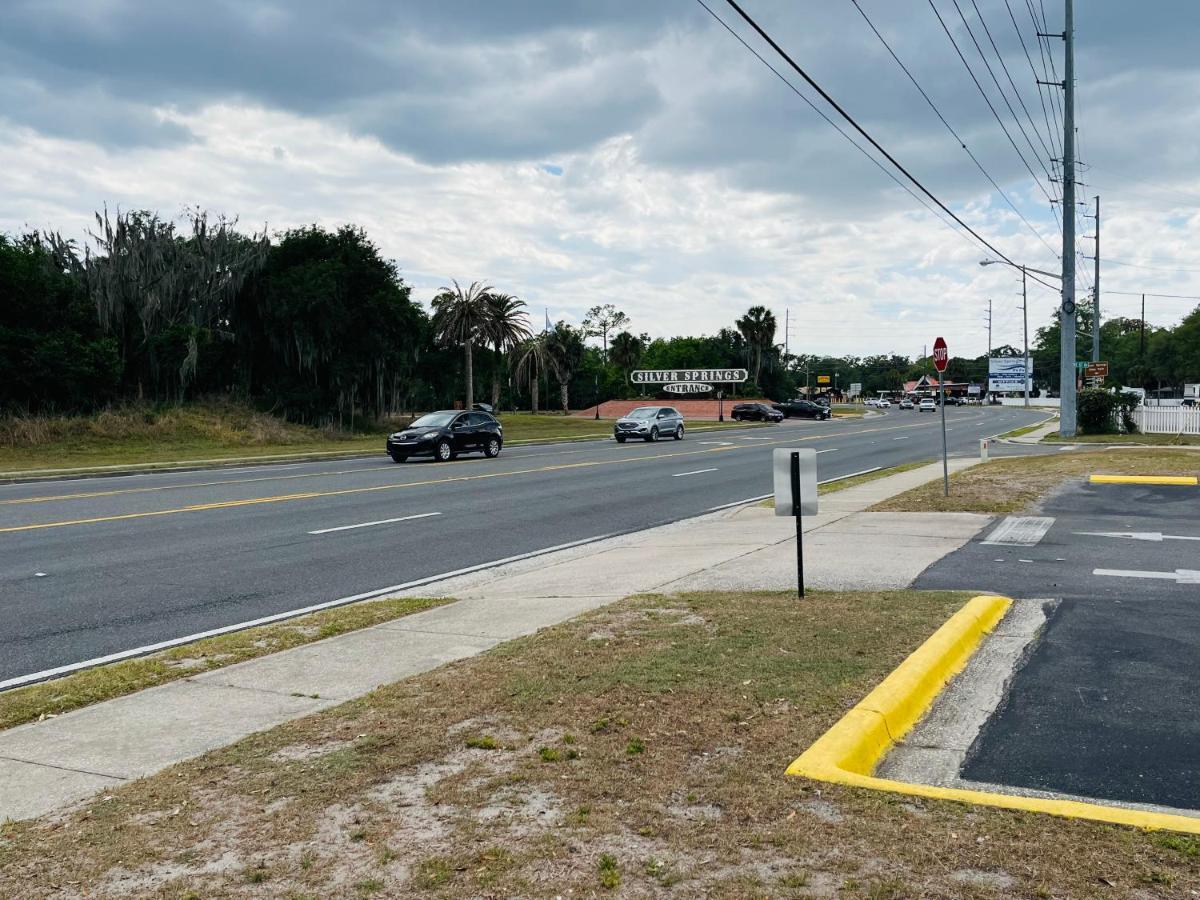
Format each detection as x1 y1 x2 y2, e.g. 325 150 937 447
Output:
706 0 1055 284
1106 291 1200 302
1105 258 1200 274
691 0 983 256
927 0 1060 215
1004 0 1061 163
966 0 1058 167
848 0 1059 260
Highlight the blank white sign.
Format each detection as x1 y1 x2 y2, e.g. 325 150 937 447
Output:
773 448 819 517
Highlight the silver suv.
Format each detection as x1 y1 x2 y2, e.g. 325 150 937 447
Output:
614 406 684 443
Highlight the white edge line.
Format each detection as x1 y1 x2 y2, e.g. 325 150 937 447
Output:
308 512 441 534
672 468 718 478
0 531 618 692
819 466 882 484
816 448 839 454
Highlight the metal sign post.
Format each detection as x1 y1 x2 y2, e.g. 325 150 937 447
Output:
933 336 950 497
773 449 818 600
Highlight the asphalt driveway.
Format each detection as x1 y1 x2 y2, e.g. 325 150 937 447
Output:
916 478 1200 810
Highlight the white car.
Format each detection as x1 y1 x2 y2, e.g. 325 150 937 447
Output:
899 399 914 410
919 398 937 412
877 398 891 408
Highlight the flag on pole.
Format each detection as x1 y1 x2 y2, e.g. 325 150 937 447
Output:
544 308 552 333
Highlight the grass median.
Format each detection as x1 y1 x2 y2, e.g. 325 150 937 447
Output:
1044 431 1200 446
872 448 1200 514
2 589 1193 897
0 596 448 732
0 403 760 474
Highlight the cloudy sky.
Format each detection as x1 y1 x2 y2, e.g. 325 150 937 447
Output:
2 0 1198 359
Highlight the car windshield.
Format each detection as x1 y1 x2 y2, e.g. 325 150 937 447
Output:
626 408 659 419
408 412 457 428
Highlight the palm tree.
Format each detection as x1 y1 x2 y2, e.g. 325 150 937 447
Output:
481 292 531 409
512 333 550 414
431 280 491 410
736 306 777 390
545 322 585 413
609 331 643 376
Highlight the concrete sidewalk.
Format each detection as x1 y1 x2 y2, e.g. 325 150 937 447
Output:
0 458 987 823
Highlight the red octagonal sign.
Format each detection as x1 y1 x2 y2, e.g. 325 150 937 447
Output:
932 336 948 372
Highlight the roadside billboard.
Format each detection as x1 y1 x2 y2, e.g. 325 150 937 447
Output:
988 358 1032 393
848 382 862 397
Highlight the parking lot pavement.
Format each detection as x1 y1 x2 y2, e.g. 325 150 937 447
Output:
915 479 1200 810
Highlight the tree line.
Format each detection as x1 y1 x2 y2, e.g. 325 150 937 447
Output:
3 209 1196 423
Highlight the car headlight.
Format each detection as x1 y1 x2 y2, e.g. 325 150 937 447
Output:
417 432 435 441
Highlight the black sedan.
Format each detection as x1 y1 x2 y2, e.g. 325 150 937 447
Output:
772 399 831 420
730 402 783 422
387 410 503 462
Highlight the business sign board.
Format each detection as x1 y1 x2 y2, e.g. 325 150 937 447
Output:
816 375 831 385
988 357 1033 393
1084 361 1109 379
772 448 818 517
662 382 713 395
967 384 981 396
630 368 747 385
848 382 862 397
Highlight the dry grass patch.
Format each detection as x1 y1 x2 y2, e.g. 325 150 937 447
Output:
1044 431 1200 446
2 590 1195 898
0 596 447 731
872 448 1200 514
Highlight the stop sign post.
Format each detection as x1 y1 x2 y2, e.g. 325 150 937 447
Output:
933 337 949 497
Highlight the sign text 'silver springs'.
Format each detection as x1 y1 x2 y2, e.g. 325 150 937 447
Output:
630 369 748 385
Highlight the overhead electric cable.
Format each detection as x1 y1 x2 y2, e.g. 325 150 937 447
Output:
848 0 1059 260
1004 0 1061 162
692 0 983 256
708 0 1056 286
966 0 1057 165
926 0 1060 216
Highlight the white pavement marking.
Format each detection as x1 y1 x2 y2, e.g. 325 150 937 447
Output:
0 531 618 692
1094 568 1200 584
816 448 838 454
982 516 1055 546
308 512 441 535
1074 531 1200 543
892 436 910 441
820 466 881 484
699 441 734 446
1059 445 1075 451
672 468 718 478
706 493 772 512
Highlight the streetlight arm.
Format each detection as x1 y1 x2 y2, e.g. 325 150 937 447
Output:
979 259 1062 280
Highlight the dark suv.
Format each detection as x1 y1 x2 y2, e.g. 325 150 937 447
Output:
387 410 503 462
731 402 783 422
772 399 831 420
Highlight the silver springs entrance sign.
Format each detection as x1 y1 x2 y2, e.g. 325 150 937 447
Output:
630 369 748 385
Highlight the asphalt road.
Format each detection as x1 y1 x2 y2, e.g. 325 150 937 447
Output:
917 480 1200 809
1 406 1045 686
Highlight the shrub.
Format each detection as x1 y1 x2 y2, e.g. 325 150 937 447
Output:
1076 388 1119 434
1115 392 1140 434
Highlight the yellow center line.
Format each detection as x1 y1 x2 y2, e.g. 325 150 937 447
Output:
0 414 977 534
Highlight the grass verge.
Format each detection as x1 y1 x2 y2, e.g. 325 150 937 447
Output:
997 420 1053 439
0 403 758 474
2 590 1192 897
0 596 448 732
759 459 935 508
1043 431 1200 446
872 448 1200 514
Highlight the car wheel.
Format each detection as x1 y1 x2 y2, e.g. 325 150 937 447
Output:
674 425 684 440
434 439 454 462
484 437 502 458
647 426 659 442
616 435 626 443
389 452 406 464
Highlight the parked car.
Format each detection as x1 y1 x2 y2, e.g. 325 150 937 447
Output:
387 410 503 462
1183 398 1196 408
731 402 783 422
773 399 832 420
899 399 914 410
919 398 937 412
614 406 684 442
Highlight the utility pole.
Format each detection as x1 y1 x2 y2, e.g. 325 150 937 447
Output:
1092 194 1100 363
1021 268 1030 408
1140 293 1145 356
986 298 993 360
1055 0 1078 435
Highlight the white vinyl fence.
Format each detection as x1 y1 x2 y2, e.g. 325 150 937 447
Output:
1133 405 1200 435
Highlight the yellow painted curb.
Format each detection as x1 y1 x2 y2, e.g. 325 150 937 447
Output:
786 595 1200 835
1090 474 1198 485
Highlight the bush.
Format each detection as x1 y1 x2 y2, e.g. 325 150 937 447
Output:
1115 392 1140 434
1077 388 1119 434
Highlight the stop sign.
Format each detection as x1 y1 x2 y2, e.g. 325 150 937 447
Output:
932 336 948 373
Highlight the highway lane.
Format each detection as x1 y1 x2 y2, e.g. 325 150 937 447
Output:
1 406 1047 684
